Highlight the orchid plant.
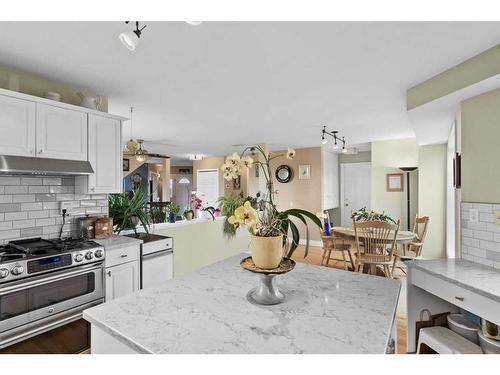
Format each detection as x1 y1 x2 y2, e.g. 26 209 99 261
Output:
221 146 321 258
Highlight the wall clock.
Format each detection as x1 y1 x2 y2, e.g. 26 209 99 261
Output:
275 165 292 183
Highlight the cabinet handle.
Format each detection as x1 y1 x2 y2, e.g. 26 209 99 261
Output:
38 149 43 154
455 296 464 301
120 254 128 258
107 271 111 277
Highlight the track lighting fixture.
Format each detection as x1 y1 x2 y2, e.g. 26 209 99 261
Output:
321 126 347 152
119 21 147 51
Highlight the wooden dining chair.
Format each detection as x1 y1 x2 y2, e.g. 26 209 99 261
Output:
353 220 400 278
392 215 430 275
320 233 355 271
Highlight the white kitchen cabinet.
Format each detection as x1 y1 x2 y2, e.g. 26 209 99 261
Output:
105 260 140 302
76 114 122 194
322 146 339 210
0 94 36 157
36 104 88 161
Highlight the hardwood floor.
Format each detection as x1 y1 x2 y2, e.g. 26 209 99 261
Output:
291 245 408 354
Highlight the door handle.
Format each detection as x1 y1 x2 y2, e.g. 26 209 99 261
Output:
107 270 111 277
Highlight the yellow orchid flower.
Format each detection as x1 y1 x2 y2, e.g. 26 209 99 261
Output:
228 215 241 229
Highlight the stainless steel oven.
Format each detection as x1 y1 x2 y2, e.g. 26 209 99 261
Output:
0 262 104 349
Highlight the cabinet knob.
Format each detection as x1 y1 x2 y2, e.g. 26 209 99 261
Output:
107 270 111 277
455 296 464 301
90 187 95 192
39 149 43 154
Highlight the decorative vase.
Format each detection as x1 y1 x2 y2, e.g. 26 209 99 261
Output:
250 234 284 269
184 210 194 221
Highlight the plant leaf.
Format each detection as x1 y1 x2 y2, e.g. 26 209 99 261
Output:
287 220 300 258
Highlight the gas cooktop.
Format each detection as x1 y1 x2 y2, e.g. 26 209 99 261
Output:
0 237 102 263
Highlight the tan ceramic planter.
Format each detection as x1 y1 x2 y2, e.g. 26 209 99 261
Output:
250 234 284 269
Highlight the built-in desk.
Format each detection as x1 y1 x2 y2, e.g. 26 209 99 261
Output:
407 259 500 353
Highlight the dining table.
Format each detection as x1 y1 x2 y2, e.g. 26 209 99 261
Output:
331 226 417 275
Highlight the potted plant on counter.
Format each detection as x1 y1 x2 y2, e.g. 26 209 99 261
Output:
166 202 180 223
109 185 151 235
221 146 322 269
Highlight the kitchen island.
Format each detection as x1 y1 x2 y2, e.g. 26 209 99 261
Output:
83 254 400 354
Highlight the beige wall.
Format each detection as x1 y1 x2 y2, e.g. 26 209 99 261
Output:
460 87 500 203
371 138 419 227
0 63 108 111
418 144 447 259
270 147 323 241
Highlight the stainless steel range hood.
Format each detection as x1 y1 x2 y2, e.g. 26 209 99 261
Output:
0 155 94 175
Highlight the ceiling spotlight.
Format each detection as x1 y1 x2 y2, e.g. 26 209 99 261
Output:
189 154 203 161
186 21 203 26
321 126 347 152
119 21 147 51
341 146 348 154
322 137 328 145
333 142 339 150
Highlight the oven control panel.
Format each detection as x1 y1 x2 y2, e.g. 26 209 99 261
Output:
0 246 105 283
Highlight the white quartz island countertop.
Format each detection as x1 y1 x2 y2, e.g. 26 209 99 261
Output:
407 258 500 302
83 254 401 354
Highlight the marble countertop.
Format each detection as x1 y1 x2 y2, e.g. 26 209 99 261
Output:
94 235 143 250
408 258 500 302
83 254 401 354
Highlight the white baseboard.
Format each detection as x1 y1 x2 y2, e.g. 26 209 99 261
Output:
298 239 322 247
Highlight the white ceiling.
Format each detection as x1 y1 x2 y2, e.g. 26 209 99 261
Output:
1 22 500 163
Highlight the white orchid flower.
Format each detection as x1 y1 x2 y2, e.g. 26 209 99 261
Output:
241 155 254 168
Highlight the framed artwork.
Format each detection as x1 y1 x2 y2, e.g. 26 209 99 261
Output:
123 158 130 172
298 165 311 180
233 176 241 190
386 173 403 192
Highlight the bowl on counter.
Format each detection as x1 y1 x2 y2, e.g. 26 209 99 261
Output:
447 313 480 344
478 329 500 354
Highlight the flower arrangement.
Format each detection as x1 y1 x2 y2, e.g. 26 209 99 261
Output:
191 192 216 220
222 145 322 263
351 207 396 224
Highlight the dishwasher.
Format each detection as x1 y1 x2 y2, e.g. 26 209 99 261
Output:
126 233 173 289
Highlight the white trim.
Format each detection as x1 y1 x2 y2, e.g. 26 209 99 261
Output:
299 239 323 247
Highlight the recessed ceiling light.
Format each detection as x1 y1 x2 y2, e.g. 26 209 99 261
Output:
186 21 203 26
189 154 203 161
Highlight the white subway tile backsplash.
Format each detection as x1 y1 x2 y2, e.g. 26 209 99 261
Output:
12 195 35 203
5 185 28 194
0 175 109 243
461 201 500 267
4 212 27 221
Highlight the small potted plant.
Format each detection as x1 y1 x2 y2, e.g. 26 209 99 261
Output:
166 203 180 223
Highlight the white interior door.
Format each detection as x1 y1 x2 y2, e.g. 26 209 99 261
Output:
340 162 371 226
196 169 219 208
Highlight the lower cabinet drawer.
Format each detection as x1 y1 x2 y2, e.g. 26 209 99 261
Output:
105 245 139 268
424 273 500 326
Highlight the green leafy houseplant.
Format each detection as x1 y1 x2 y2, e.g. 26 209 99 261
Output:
351 207 396 224
109 185 151 235
222 146 322 260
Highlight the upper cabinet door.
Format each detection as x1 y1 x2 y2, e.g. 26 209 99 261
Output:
88 114 122 193
0 95 36 157
36 104 88 161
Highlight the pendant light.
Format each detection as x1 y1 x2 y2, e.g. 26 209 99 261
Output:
126 107 139 153
135 140 148 163
119 21 147 51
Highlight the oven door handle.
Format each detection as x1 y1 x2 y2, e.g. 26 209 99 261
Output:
0 262 103 295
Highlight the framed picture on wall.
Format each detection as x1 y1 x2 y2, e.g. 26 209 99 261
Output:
123 158 130 172
233 175 241 190
386 173 403 192
298 165 311 180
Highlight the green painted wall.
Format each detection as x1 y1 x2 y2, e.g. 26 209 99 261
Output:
0 64 108 112
328 151 372 226
460 87 500 203
418 144 447 259
407 44 500 110
371 138 419 228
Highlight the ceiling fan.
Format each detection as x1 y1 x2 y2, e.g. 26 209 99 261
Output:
124 107 170 162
